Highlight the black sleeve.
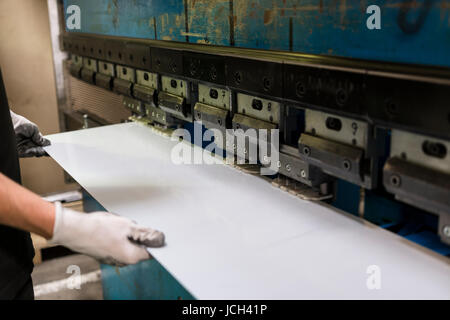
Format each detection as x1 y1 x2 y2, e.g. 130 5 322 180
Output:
0 67 21 183
0 67 35 300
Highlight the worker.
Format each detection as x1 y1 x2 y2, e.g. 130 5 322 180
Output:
0 68 165 300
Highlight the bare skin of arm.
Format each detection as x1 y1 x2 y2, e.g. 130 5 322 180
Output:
0 172 55 239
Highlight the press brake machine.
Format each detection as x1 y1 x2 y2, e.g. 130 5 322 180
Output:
52 0 450 260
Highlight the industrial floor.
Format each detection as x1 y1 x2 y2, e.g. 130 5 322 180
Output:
31 254 103 300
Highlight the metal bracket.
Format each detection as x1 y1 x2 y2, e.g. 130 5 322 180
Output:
116 65 135 82
95 73 113 90
231 113 277 163
158 91 187 120
83 58 98 72
98 61 115 77
383 157 450 245
113 78 133 97
136 70 158 89
80 68 95 84
133 84 156 104
236 93 280 124
298 133 370 188
278 145 332 189
69 64 82 78
198 84 230 110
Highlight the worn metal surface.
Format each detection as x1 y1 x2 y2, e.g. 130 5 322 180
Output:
305 109 368 149
64 0 450 67
390 129 450 174
383 157 450 244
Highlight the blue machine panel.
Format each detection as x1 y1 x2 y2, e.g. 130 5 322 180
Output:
64 0 450 67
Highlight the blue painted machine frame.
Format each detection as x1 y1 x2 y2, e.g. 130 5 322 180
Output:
64 0 450 68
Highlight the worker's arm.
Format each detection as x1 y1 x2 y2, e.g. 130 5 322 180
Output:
10 110 50 157
0 172 165 266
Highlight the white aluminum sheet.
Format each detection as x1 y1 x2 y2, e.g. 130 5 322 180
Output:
44 123 450 299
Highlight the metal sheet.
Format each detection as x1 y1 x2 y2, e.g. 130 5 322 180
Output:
44 123 450 299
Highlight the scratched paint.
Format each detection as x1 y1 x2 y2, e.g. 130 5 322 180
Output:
64 0 450 67
187 0 230 45
64 0 186 41
233 0 291 50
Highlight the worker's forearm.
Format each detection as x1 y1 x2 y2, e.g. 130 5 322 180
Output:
0 173 55 239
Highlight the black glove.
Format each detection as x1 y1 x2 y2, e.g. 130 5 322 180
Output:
10 110 51 157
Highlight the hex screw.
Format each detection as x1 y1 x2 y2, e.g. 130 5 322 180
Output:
302 146 311 157
300 170 306 178
443 225 450 238
390 174 401 187
342 159 351 171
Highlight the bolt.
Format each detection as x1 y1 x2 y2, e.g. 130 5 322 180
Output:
390 174 401 187
443 225 450 238
302 146 311 157
286 164 291 172
82 114 89 129
342 159 351 171
300 169 306 178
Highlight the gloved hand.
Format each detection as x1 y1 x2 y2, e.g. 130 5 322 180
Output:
49 202 165 266
10 110 51 157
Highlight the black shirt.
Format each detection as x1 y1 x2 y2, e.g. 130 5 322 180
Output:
0 68 35 298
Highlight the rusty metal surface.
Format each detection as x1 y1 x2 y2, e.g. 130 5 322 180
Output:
64 0 450 68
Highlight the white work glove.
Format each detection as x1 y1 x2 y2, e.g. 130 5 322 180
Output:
49 202 165 266
10 110 51 157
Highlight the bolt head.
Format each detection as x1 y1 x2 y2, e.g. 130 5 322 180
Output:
342 159 351 171
302 146 311 156
390 174 401 187
443 225 450 238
